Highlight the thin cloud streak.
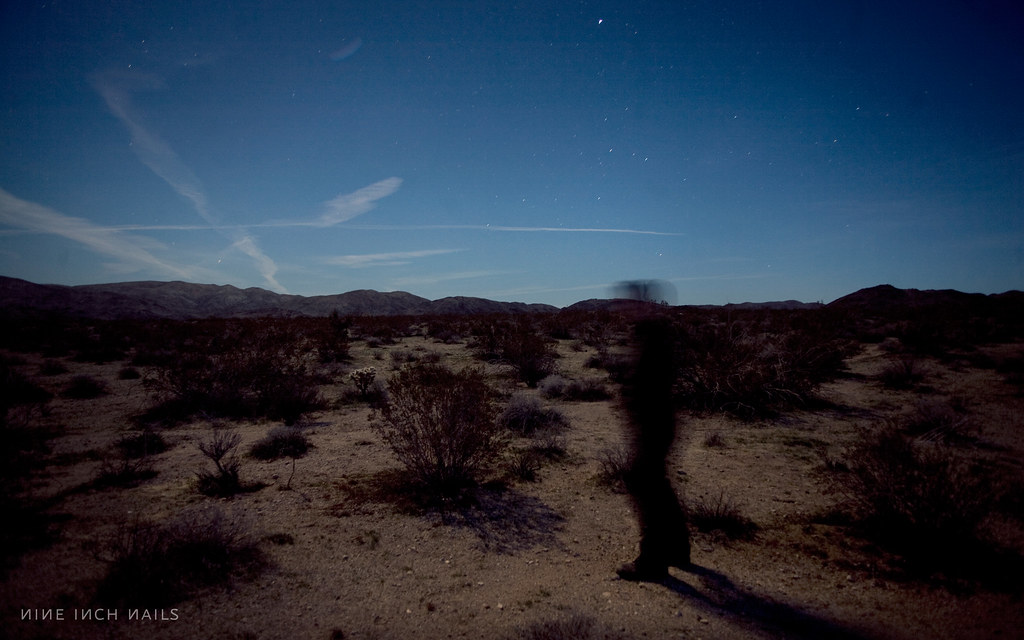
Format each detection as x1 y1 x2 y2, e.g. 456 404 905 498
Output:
323 249 460 268
0 188 197 279
91 69 286 292
393 269 517 286
345 224 682 236
29 221 678 235
315 178 403 227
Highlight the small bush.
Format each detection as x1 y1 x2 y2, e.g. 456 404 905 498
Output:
96 506 264 607
676 319 853 417
903 399 973 444
39 359 68 375
1 364 51 429
878 355 924 389
61 374 108 399
511 612 630 640
596 445 630 493
703 431 727 448
196 428 244 497
139 325 323 425
348 367 378 397
249 426 311 461
498 393 569 436
835 423 998 564
539 375 611 402
508 448 542 482
116 430 168 458
688 492 757 540
370 363 503 493
118 366 141 380
93 452 156 489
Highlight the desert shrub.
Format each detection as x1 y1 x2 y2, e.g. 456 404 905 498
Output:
196 428 245 497
1 364 51 428
249 426 311 461
370 363 503 493
473 318 556 387
118 366 141 380
61 374 108 399
511 612 630 640
498 393 569 436
93 451 156 489
140 324 322 425
96 506 264 607
878 355 924 389
115 430 168 458
338 377 388 407
348 367 378 397
317 310 351 363
903 399 974 444
596 445 630 493
38 359 68 375
703 431 727 448
508 448 542 482
676 318 853 417
538 375 611 401
835 423 998 563
688 492 758 540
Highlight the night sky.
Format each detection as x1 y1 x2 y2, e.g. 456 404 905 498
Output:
1 1 1022 306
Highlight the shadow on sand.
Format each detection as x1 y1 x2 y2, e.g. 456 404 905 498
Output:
431 483 565 554
663 563 876 640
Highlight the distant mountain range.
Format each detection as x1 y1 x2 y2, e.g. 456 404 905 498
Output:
826 283 1024 314
0 276 1020 320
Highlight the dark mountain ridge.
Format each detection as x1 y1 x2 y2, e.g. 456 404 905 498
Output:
0 277 556 319
1 276 1020 320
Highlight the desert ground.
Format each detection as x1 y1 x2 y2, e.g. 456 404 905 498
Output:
1 308 1022 639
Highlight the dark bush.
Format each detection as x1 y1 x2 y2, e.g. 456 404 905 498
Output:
507 448 542 482
93 452 156 489
473 318 557 387
878 355 924 389
371 363 503 493
538 375 612 401
1 364 51 428
835 423 999 565
511 612 630 640
39 359 68 375
61 374 109 399
139 323 323 425
498 393 569 436
96 506 264 607
317 310 352 363
596 445 630 493
249 426 311 461
196 428 245 497
688 492 758 540
115 430 168 458
676 316 853 417
118 366 141 380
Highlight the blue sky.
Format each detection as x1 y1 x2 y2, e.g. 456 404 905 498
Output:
1 1 1021 307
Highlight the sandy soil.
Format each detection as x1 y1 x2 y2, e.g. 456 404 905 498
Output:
2 333 1023 640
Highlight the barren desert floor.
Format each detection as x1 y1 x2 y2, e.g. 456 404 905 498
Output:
2 324 1023 640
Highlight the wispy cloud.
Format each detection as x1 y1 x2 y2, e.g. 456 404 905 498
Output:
393 269 516 286
0 188 197 279
343 224 681 236
669 273 772 283
91 69 286 292
304 177 404 227
323 249 460 268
